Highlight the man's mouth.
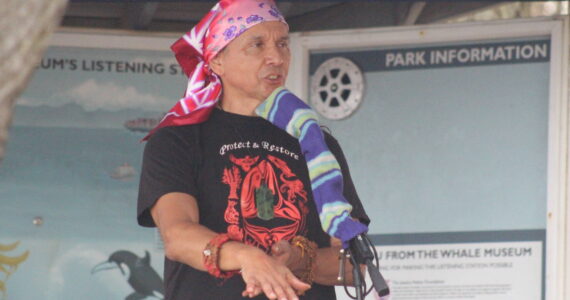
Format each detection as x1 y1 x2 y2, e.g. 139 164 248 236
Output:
265 74 283 84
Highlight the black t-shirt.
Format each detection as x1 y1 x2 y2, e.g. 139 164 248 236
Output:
137 108 369 300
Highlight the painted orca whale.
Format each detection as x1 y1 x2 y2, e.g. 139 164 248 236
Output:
92 250 164 300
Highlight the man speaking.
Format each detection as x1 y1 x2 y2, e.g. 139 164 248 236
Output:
137 1 370 299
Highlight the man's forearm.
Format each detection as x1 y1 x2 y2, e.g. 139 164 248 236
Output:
275 238 362 286
313 246 363 286
160 221 249 272
152 192 252 272
312 247 341 285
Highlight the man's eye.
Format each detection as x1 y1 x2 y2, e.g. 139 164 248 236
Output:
252 42 263 48
278 42 289 48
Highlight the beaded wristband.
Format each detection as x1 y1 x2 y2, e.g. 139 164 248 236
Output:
203 233 239 279
290 236 317 285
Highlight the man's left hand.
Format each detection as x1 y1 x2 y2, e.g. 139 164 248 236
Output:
271 240 305 275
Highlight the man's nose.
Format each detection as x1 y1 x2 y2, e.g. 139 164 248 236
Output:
265 44 284 66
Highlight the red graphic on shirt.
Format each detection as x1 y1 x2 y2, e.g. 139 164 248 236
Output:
222 154 308 250
229 154 259 172
222 167 241 227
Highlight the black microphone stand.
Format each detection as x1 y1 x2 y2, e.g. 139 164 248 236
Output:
344 233 390 300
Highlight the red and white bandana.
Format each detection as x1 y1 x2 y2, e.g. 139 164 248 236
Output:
144 0 287 140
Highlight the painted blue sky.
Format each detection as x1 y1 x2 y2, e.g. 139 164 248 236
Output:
14 46 187 128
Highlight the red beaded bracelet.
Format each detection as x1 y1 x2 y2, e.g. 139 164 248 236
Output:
202 233 240 279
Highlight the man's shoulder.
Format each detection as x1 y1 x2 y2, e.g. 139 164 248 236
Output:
152 124 200 139
145 124 202 151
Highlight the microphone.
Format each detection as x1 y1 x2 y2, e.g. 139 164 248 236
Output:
347 233 390 297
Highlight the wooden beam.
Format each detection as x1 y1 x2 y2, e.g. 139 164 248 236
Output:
287 2 398 32
122 2 158 30
65 3 124 18
417 2 505 24
403 1 427 25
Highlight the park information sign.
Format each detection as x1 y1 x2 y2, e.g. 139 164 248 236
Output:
298 18 568 300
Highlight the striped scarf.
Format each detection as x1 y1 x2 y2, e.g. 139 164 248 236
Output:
256 87 368 248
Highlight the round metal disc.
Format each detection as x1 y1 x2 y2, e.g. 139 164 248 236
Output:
310 57 365 120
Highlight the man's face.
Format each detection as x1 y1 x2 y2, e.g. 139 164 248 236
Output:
210 21 290 103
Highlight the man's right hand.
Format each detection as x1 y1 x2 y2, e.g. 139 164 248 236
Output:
236 245 310 299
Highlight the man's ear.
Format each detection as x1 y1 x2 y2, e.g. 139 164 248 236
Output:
209 53 224 76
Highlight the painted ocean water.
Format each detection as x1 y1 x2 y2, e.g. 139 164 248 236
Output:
1 125 153 241
1 126 164 300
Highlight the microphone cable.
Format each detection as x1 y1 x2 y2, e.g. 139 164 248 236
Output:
340 234 381 299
